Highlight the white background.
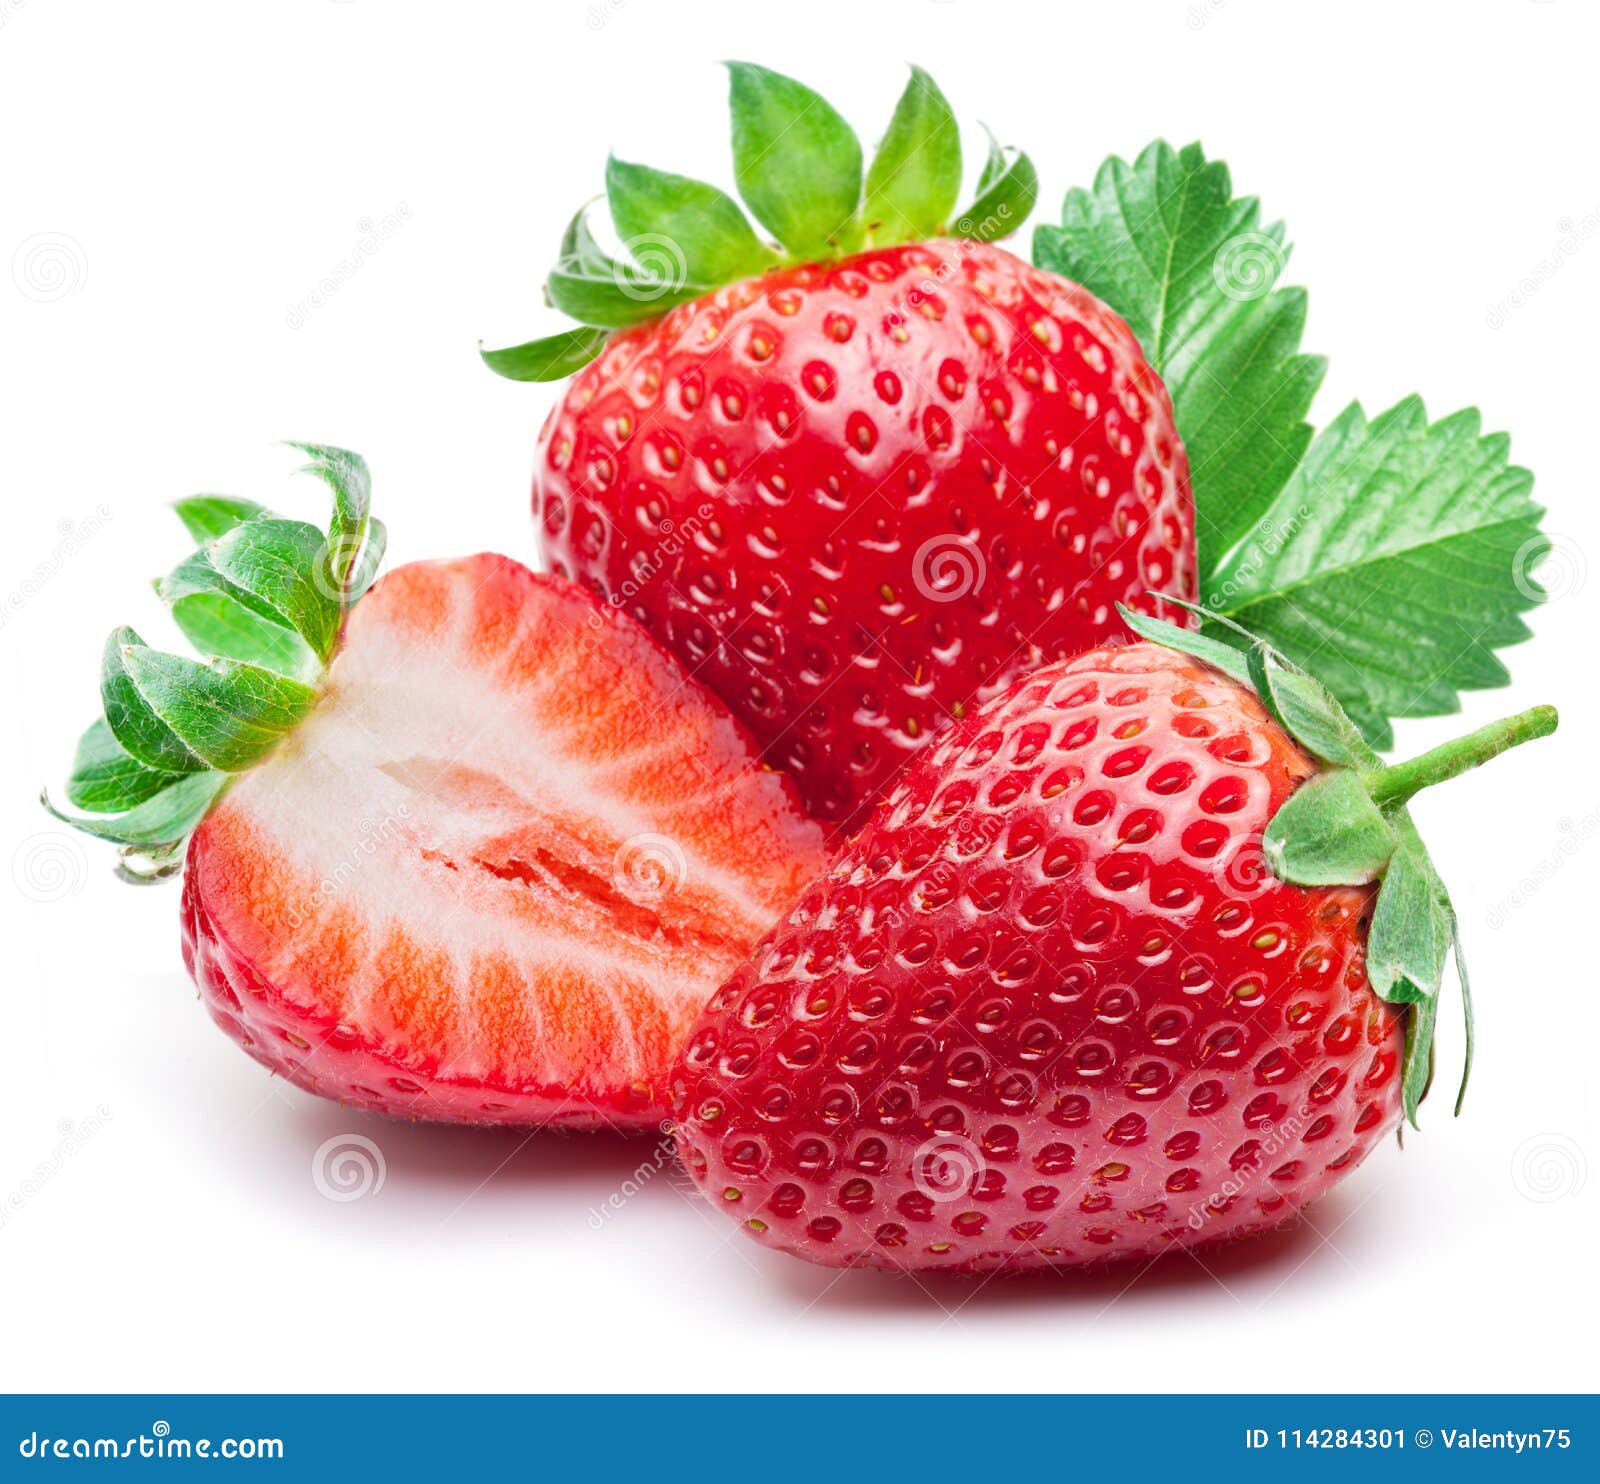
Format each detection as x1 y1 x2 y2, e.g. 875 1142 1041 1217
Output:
2 0 1596 1394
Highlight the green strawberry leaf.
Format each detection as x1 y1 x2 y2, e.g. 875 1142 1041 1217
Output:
605 156 777 287
172 495 269 544
1205 398 1544 749
207 517 342 661
727 62 864 258
864 67 962 245
955 128 1037 243
65 717 188 813
120 646 319 772
481 325 611 383
1034 141 1325 571
101 627 206 774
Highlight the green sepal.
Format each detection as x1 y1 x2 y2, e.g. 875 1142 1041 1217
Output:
560 202 613 274
119 646 319 773
1118 604 1251 688
727 62 864 258
349 516 387 602
480 325 611 383
864 66 962 244
207 518 341 661
1261 769 1396 887
1243 641 1377 770
1452 929 1475 1116
496 66 1032 367
606 156 778 286
65 717 188 813
172 496 269 544
1398 985 1440 1133
101 627 206 774
43 770 228 852
287 442 372 610
53 443 387 879
954 128 1037 242
167 589 321 682
157 547 320 680
546 254 704 330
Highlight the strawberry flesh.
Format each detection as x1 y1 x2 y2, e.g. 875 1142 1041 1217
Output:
182 555 828 1128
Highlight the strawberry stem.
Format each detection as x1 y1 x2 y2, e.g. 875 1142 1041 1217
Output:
1369 704 1558 808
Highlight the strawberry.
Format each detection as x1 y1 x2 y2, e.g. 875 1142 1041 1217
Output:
485 65 1197 833
49 446 827 1128
667 609 1556 1272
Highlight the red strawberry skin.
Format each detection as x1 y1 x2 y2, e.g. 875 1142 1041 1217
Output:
536 240 1197 833
669 643 1404 1272
181 555 828 1130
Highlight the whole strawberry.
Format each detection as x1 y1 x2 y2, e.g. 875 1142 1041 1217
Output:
485 66 1197 833
668 610 1556 1272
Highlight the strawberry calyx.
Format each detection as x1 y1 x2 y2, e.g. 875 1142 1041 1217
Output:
480 64 1039 383
1121 600 1558 1128
42 444 386 881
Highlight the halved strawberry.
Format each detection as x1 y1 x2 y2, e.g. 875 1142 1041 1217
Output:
52 448 827 1128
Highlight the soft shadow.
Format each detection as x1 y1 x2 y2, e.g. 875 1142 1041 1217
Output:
293 1103 672 1195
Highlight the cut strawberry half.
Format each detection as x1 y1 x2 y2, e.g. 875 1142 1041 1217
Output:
52 447 828 1128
